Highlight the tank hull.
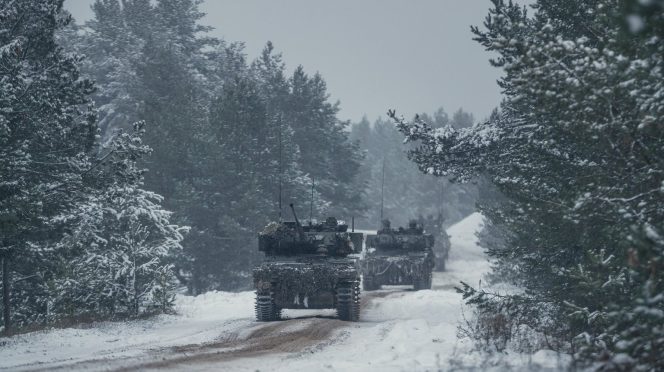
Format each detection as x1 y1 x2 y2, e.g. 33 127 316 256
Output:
253 258 360 310
362 252 434 290
253 257 360 321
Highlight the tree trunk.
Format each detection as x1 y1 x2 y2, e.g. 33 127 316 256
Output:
2 256 10 333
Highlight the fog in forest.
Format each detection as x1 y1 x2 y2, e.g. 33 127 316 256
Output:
2 1 663 371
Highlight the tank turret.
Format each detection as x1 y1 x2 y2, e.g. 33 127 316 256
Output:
258 205 361 257
365 219 434 252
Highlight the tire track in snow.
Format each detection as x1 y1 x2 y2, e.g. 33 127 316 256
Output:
111 289 403 370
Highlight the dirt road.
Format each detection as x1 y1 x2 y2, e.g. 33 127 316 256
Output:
3 214 490 372
30 288 425 371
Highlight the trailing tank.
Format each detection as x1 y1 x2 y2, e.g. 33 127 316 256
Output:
433 231 451 271
418 214 451 272
362 219 435 291
253 204 363 321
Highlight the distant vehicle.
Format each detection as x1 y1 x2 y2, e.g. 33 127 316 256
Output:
432 232 451 271
362 219 435 291
253 204 363 321
418 214 451 272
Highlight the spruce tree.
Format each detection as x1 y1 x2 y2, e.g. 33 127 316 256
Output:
286 66 365 217
0 0 97 328
350 110 478 229
392 0 664 368
53 123 185 319
63 5 367 293
1 0 185 330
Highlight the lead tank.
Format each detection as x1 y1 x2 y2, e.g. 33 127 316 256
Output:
253 204 363 321
362 219 435 291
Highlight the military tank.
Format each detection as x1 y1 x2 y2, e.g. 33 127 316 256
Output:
362 219 435 291
253 204 363 322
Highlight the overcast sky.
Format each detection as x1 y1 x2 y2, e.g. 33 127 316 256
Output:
64 0 507 123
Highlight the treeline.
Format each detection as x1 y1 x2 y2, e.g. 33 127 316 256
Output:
350 109 479 230
65 0 366 294
0 0 364 331
394 0 663 370
1 1 184 330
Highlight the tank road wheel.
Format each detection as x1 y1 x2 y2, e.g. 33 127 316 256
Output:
336 281 360 321
413 270 432 291
255 289 281 321
362 275 381 291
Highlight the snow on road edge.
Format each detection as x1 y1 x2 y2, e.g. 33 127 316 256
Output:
0 291 255 369
0 212 566 371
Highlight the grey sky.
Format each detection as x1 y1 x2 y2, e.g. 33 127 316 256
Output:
64 0 505 123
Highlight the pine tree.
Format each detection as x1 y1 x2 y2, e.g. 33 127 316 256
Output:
53 123 185 319
0 0 97 329
286 66 365 217
350 110 478 229
392 0 664 369
1 0 185 330
63 6 367 293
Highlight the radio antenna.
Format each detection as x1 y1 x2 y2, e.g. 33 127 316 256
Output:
380 156 385 222
278 114 283 221
309 176 315 225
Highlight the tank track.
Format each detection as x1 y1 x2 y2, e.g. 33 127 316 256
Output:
336 281 360 321
413 269 433 291
255 289 281 321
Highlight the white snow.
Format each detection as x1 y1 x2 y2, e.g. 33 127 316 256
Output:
0 292 256 370
0 212 567 371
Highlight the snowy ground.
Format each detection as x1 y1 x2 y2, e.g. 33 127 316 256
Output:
0 213 567 371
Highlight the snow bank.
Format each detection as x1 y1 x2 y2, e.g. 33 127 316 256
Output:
446 212 489 286
175 290 253 320
0 291 255 370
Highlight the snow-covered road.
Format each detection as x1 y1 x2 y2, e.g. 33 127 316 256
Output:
1 213 562 371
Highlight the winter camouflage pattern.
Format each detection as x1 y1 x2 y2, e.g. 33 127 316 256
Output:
252 204 361 321
258 217 362 256
362 219 435 291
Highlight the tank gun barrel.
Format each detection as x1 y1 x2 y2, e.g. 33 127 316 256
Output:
289 203 306 241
